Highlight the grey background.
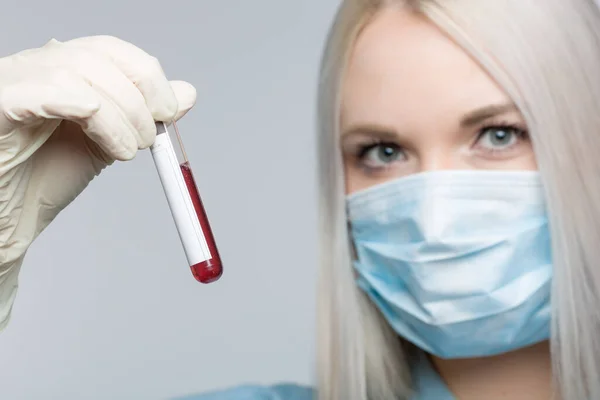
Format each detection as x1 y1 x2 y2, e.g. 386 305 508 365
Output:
0 1 338 399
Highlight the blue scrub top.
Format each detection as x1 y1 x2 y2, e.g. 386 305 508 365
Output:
174 351 455 400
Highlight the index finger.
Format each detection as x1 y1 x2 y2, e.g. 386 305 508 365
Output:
63 35 179 122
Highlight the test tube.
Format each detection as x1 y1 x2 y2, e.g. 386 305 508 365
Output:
149 121 223 284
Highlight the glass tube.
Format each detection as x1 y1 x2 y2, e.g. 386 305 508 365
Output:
150 121 223 283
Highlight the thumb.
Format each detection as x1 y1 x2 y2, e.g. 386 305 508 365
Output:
169 80 197 122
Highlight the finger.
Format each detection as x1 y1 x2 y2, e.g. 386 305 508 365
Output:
63 35 181 122
0 82 99 130
35 67 139 160
0 69 100 135
169 80 197 121
0 70 138 161
81 90 140 161
34 41 158 149
0 77 99 169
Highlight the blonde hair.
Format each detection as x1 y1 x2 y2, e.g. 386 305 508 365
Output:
315 1 600 399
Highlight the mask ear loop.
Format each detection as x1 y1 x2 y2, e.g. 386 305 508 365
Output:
346 206 359 262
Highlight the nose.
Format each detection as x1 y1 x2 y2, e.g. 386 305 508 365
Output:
418 149 464 172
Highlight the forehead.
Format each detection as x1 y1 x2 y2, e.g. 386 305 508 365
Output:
341 8 509 127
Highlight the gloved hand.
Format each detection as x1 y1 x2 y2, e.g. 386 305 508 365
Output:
0 35 197 331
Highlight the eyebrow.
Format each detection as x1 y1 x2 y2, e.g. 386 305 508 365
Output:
340 124 399 140
460 103 518 127
341 103 519 138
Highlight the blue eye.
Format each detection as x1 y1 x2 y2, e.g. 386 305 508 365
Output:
359 143 404 168
477 126 523 150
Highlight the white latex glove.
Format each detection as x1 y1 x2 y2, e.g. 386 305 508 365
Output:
0 35 197 331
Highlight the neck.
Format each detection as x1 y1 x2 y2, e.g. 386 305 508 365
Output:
430 341 555 400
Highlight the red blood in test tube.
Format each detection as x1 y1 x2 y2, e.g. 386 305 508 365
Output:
180 162 223 283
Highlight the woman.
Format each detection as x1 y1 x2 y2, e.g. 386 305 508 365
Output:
1 1 599 399
186 0 600 398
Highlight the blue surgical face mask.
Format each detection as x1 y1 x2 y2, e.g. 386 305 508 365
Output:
346 170 552 359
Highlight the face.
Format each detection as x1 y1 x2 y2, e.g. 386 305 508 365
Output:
340 8 537 194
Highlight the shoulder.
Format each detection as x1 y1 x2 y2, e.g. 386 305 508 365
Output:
174 383 315 400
